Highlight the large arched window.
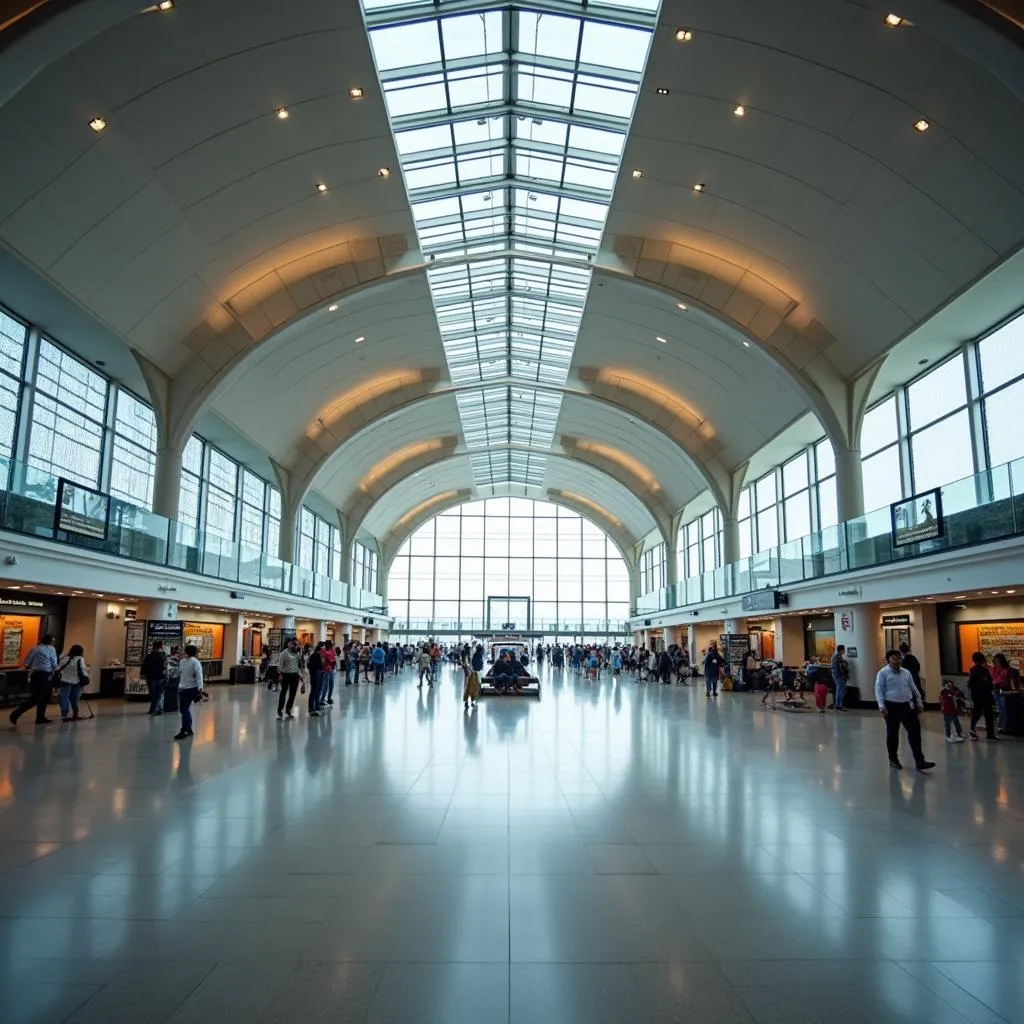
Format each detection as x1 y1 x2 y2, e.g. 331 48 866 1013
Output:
387 498 630 637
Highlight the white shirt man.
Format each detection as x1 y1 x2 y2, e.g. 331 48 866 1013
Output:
874 650 932 771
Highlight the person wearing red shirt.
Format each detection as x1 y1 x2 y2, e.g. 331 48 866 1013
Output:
939 679 965 742
321 643 337 707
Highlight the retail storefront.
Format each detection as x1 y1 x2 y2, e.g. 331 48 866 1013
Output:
938 596 1024 675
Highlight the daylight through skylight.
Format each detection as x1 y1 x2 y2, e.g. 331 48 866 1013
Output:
363 0 658 487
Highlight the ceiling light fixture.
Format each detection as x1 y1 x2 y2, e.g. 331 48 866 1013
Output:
913 118 930 132
378 167 391 178
656 336 668 344
88 117 107 133
1007 590 1017 594
276 107 289 120
742 341 751 348
631 168 644 178
349 87 364 99
675 28 693 42
693 182 705 192
316 182 327 193
677 303 688 310
733 104 746 117
885 13 905 27
656 87 670 96
328 304 338 312
354 336 365 344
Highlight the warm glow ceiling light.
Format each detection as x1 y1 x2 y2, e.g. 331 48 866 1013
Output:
656 87 670 96
631 168 644 178
354 336 365 344
557 491 622 528
158 0 175 8
397 491 458 529
276 107 289 119
349 87 364 99
733 104 746 117
677 303 688 310
316 182 328 193
885 13 904 26
742 340 751 347
361 440 447 492
913 118 930 132
693 182 705 192
328 304 338 312
675 28 693 42
573 441 661 494
88 117 107 133
378 167 391 178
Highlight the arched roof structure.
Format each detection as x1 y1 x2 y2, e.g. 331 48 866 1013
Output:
2 0 1024 562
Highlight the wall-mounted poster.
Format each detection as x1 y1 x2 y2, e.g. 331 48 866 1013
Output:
54 478 109 540
891 489 943 547
123 620 148 696
183 622 224 661
2 624 24 665
957 621 1024 672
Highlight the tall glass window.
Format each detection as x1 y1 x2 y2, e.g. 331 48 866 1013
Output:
178 435 203 530
205 449 238 541
814 438 837 529
0 308 27 462
860 396 902 509
782 452 811 541
352 540 379 592
387 498 628 633
240 470 268 552
979 312 1024 468
640 542 665 594
109 390 157 508
298 508 316 571
28 339 106 486
906 356 972 493
676 509 722 577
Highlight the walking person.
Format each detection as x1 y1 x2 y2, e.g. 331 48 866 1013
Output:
276 637 302 719
346 643 358 686
704 642 725 698
306 642 325 716
874 649 934 770
940 679 965 743
418 647 432 687
899 643 924 702
968 651 998 741
174 644 205 741
10 633 58 726
142 640 168 716
830 645 849 711
321 643 336 707
55 644 90 722
265 645 280 691
372 642 386 684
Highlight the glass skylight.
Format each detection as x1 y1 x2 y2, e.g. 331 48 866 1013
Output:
363 0 657 486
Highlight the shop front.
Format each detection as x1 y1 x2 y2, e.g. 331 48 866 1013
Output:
938 596 1024 676
803 615 836 661
123 617 227 700
0 589 67 705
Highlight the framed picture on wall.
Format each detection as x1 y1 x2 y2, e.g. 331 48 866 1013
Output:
890 489 943 548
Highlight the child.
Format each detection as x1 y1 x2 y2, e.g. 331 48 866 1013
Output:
463 669 480 709
940 679 966 743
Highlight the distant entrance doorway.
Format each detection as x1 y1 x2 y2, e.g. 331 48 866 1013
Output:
487 596 532 632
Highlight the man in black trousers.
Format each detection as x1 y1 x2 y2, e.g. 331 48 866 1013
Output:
874 649 934 771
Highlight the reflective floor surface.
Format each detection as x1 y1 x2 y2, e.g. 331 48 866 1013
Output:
2 665 1024 1023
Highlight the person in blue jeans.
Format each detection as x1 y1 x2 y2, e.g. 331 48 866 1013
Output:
174 645 204 740
704 643 725 697
306 643 325 716
830 645 849 712
372 643 386 684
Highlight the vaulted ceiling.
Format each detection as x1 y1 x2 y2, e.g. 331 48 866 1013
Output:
1 0 1023 552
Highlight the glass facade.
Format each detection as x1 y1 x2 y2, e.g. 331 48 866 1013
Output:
387 498 628 632
639 542 665 596
352 540 379 593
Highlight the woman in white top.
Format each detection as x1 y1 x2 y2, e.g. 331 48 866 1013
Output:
56 645 90 722
174 644 205 741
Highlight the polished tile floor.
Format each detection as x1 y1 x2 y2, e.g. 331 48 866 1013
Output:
2 664 1024 1023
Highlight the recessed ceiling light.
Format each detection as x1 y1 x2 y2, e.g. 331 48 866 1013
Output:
656 336 668 344
733 104 746 117
354 336 365 344
913 118 930 132
276 107 289 120
328 304 338 312
1007 590 1017 594
631 168 644 178
677 303 688 310
656 87 670 96
349 87 364 99
8 586 20 590
378 167 391 178
88 117 107 133
885 13 905 27
954 595 966 599
693 182 705 192
742 341 751 348
316 182 327 193
675 28 693 42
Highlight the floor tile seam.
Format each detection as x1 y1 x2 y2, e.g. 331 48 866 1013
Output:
506 744 512 1024
891 960 1013 1024
354 962 389 1024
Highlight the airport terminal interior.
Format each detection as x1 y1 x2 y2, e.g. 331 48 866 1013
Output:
2 0 1024 1020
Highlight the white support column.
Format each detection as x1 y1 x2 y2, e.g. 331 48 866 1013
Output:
278 511 296 565
721 516 741 566
835 444 865 522
628 561 642 613
665 544 678 588
835 603 882 705
152 446 183 522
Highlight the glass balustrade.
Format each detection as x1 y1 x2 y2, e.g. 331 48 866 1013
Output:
0 457 383 612
633 459 1024 616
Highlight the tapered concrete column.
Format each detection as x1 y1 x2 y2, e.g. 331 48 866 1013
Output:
722 516 741 566
836 445 865 522
278 512 296 564
665 544 678 588
152 446 183 521
628 561 642 612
